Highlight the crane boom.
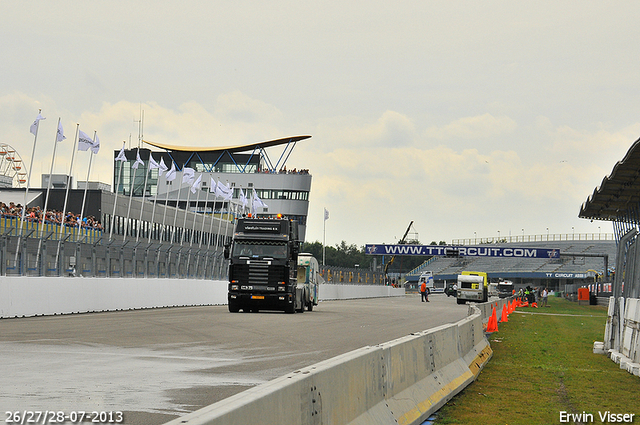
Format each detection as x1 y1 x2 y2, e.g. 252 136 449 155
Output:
384 221 414 278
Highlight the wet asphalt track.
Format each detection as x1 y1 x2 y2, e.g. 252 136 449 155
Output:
0 293 469 425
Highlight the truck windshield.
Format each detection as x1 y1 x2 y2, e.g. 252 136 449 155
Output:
233 241 287 259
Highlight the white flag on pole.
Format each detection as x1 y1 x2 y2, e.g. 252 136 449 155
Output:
148 154 160 171
165 162 177 181
30 113 45 135
56 120 66 142
252 188 268 209
216 180 233 200
132 150 144 169
190 174 202 194
115 145 127 162
182 166 195 184
91 134 100 154
158 156 168 176
209 177 217 194
78 130 94 152
239 188 248 208
324 208 329 221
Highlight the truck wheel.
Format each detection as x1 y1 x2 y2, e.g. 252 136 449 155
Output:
456 298 465 305
307 301 313 312
228 302 240 313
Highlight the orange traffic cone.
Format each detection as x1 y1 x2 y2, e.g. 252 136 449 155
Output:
500 303 508 322
509 300 514 314
486 306 498 332
532 302 538 308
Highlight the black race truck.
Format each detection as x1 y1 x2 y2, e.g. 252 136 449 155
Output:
225 217 312 313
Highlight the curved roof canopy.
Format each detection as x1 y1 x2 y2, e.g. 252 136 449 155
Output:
579 137 640 222
143 135 311 153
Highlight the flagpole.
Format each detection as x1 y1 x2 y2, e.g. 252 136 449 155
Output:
204 180 219 275
186 176 202 276
122 151 138 244
323 208 327 266
136 152 150 243
78 131 97 235
160 160 175 242
54 123 80 270
213 180 226 277
171 170 186 244
40 118 63 238
180 180 193 245
195 181 212 277
198 182 211 249
221 179 233 252
15 110 43 268
36 118 65 268
190 176 202 247
147 155 163 244
109 144 126 242
37 116 63 262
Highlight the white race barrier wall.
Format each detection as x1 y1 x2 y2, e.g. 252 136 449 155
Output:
163 305 494 425
0 277 405 318
597 297 640 377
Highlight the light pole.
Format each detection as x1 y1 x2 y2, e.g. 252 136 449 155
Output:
572 226 575 240
474 231 477 244
546 227 549 240
522 228 524 242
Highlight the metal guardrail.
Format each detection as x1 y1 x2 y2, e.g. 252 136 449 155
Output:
320 265 386 285
452 233 615 245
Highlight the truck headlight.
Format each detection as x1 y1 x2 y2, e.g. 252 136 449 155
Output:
231 285 239 290
278 287 286 292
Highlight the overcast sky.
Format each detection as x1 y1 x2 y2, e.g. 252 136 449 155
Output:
2 1 639 247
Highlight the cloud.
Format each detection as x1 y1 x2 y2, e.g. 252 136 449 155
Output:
424 113 517 140
1 91 636 246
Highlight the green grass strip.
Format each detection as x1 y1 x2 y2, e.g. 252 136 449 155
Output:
436 296 640 424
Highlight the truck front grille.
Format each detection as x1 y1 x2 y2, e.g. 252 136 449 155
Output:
233 261 286 287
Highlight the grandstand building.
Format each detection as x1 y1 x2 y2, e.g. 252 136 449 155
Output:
112 135 312 241
404 239 616 294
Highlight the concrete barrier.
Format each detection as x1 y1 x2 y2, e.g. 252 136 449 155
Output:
163 305 493 425
0 276 405 318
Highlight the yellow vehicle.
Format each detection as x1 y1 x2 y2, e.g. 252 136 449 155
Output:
456 271 489 304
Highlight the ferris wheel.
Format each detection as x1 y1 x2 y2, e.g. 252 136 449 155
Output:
0 143 27 188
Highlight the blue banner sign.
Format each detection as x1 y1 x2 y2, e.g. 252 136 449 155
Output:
364 244 560 259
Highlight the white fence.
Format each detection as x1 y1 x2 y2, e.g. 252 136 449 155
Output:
595 297 640 377
0 277 405 318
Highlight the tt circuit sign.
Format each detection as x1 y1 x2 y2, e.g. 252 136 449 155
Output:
365 244 561 259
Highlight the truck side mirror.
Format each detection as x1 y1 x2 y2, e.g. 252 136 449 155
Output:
224 244 230 259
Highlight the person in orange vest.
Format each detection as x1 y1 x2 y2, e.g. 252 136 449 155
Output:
420 281 429 302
